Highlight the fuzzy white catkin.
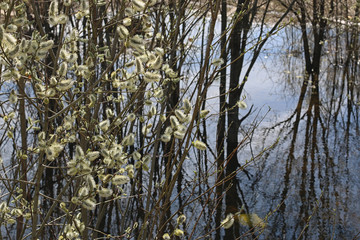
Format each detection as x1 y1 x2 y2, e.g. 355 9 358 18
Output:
161 134 171 143
175 109 186 122
6 24 17 33
237 100 247 109
57 79 74 91
123 17 132 26
58 62 68 77
173 229 184 236
99 119 110 132
40 40 54 50
144 72 161 82
193 140 207 150
9 90 17 104
211 58 224 67
162 233 170 240
133 0 145 12
75 145 85 158
112 175 130 185
135 58 144 73
49 0 59 16
127 113 136 122
98 187 113 198
221 213 234 229
170 116 180 129
117 25 129 39
174 131 185 139
64 0 72 6
177 214 186 224
82 199 96 210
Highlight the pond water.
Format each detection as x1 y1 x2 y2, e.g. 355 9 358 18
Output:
215 26 360 239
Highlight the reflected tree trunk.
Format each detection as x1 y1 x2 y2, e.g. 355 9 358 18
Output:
225 0 251 238
215 0 227 239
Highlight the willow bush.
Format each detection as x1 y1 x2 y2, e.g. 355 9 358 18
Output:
0 0 282 239
0 0 228 239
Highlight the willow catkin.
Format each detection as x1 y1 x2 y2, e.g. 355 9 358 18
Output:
193 140 207 150
133 0 145 12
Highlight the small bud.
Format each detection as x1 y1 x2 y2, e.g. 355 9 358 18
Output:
125 7 134 16
154 88 163 98
67 167 78 176
129 35 145 52
160 115 166 123
134 161 142 169
11 209 23 217
154 47 164 56
49 76 58 86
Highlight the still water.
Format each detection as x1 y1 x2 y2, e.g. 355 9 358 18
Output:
217 26 360 239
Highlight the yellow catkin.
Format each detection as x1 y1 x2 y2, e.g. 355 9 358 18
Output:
193 140 207 150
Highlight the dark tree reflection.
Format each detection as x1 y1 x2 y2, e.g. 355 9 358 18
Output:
241 17 360 239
